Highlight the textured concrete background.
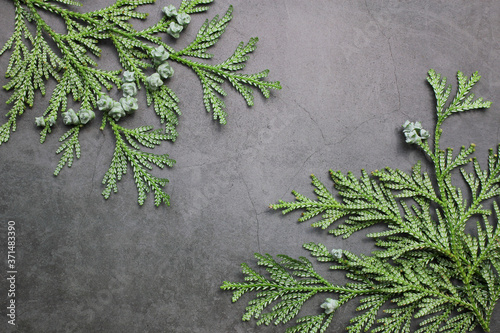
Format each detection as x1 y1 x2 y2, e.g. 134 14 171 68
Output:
0 0 499 332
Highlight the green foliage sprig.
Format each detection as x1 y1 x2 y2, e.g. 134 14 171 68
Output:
1 0 281 206
221 70 499 332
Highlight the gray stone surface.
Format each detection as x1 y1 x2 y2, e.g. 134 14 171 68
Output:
0 0 499 332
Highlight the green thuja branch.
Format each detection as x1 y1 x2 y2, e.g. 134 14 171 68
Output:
222 70 499 332
169 5 282 124
102 119 175 206
54 126 81 175
223 250 338 331
1 0 280 205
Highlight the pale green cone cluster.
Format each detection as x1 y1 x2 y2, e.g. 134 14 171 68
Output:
320 298 339 315
162 4 191 38
36 109 94 127
98 71 139 122
402 120 430 144
147 46 175 91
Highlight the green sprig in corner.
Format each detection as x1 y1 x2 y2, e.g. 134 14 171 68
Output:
0 0 281 206
221 70 499 333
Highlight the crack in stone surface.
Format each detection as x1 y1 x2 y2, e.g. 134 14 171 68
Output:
278 148 319 202
176 158 236 169
334 109 401 147
363 0 406 118
237 168 261 254
89 134 105 199
291 97 327 145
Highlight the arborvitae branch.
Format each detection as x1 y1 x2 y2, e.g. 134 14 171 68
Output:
54 126 81 176
170 5 282 124
102 119 175 206
1 0 279 205
223 70 498 332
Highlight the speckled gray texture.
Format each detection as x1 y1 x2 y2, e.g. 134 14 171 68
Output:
0 0 499 332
